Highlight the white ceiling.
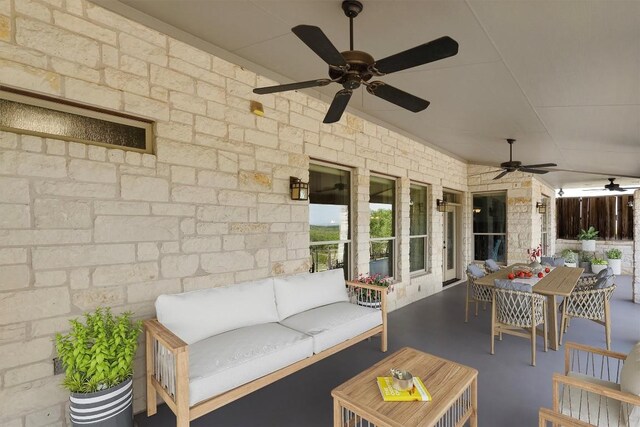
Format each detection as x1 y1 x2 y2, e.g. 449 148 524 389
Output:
93 0 640 190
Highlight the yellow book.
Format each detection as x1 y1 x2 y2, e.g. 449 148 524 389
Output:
376 376 432 402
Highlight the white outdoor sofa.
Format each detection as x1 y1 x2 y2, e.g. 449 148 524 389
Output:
144 269 388 427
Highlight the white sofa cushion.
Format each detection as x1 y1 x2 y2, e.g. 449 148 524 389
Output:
620 342 640 425
155 278 278 344
561 371 624 426
188 323 313 406
280 302 381 354
273 269 349 321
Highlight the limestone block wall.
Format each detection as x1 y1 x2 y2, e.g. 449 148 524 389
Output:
467 165 555 264
0 0 469 424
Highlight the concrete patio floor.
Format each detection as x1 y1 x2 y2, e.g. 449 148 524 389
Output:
136 276 639 427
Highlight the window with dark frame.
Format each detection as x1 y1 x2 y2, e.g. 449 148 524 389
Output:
369 175 396 278
473 192 507 263
409 184 429 273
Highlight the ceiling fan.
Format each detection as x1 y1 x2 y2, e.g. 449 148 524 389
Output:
315 182 347 193
585 178 640 192
490 139 557 180
253 0 459 123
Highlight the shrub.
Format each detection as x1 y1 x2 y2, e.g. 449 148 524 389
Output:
606 248 622 259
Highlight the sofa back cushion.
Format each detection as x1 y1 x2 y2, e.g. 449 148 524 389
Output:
155 278 278 344
620 341 640 424
274 269 349 320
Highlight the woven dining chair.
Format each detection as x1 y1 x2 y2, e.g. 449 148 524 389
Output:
465 263 493 323
491 280 548 366
559 276 616 350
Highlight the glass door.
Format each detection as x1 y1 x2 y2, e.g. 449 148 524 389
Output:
443 207 457 283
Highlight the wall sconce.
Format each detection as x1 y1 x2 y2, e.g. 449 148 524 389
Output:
250 100 264 117
473 207 481 214
436 199 447 213
290 177 309 201
536 202 547 214
628 199 634 208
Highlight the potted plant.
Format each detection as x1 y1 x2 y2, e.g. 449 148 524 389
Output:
579 251 594 274
577 226 598 252
561 249 578 267
591 257 608 274
56 308 142 427
606 248 622 275
354 273 393 308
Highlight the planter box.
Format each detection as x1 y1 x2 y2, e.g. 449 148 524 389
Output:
607 258 622 275
70 378 133 427
565 262 577 268
591 264 608 274
579 261 592 274
581 240 596 252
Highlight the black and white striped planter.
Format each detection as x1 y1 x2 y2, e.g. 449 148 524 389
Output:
69 378 133 427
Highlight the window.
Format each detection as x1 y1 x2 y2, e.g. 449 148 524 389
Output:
369 175 396 277
0 88 153 153
409 184 429 273
541 196 550 255
309 164 351 278
473 192 507 263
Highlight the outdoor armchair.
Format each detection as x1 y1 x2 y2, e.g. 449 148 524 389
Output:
465 263 493 323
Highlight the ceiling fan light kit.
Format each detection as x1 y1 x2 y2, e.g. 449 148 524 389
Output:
253 0 459 124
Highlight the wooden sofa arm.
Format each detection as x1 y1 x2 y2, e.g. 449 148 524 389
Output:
144 319 188 353
538 407 595 427
553 372 640 407
564 341 627 376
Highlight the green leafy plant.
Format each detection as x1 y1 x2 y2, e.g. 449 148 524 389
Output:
561 249 578 263
55 308 142 393
577 226 599 240
606 248 622 259
592 257 608 265
580 251 594 262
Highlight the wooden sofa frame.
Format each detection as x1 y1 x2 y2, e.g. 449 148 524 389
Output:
144 280 388 427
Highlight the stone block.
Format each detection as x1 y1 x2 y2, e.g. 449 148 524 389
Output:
171 166 196 184
0 229 92 246
150 64 194 93
125 151 142 166
201 251 254 274
0 287 70 324
86 3 165 47
53 10 116 45
16 17 99 67
65 77 121 110
195 115 227 138
197 206 248 222
15 152 66 178
0 377 67 422
24 403 61 426
32 244 135 269
156 121 193 143
137 243 159 261
4 362 52 387
0 58 61 95
69 268 89 289
0 265 30 290
197 170 238 189
50 57 100 83
121 175 169 202
151 203 195 217
161 241 180 254
94 201 150 215
119 32 167 66
21 135 43 152
238 171 272 191
180 218 195 235
34 180 116 198
0 323 27 345
127 278 182 303
120 54 148 77
104 67 149 96
33 270 66 287
123 92 170 122
257 204 290 222
0 248 27 265
0 204 30 228
182 273 234 292
94 216 179 242
160 254 199 278
182 237 221 253
67 142 86 158
34 199 91 229
156 139 216 169
217 190 256 207
171 185 217 204
72 286 125 310
0 177 29 203
169 91 207 115
92 262 158 287
168 38 210 69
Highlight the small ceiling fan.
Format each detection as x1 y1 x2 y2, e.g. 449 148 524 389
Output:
585 178 640 192
490 139 557 180
253 0 459 123
315 182 347 193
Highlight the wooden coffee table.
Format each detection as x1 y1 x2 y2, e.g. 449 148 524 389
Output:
332 347 478 427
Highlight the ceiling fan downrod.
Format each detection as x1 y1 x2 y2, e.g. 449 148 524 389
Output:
342 0 363 51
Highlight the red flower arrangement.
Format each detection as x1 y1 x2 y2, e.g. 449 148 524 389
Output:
527 244 542 262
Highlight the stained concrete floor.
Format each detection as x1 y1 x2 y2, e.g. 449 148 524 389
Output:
136 276 639 427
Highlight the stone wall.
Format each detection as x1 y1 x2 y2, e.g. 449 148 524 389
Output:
467 165 555 264
555 239 634 275
634 190 640 303
0 0 469 425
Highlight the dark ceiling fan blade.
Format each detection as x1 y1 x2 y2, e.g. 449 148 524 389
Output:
292 25 347 67
521 163 557 168
519 168 550 174
366 82 429 112
372 36 459 75
493 170 510 180
323 89 352 123
253 78 333 94
468 169 503 177
545 168 640 179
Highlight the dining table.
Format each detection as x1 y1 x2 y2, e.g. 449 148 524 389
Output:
474 264 584 351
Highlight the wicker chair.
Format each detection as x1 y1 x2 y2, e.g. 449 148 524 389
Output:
465 264 493 323
575 267 613 289
491 283 548 366
559 278 616 350
548 342 640 427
